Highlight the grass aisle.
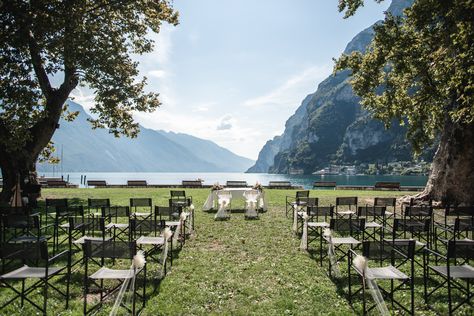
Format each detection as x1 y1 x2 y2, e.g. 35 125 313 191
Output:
146 189 353 315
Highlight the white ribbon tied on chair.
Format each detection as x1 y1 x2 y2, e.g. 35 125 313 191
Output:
173 211 187 245
110 250 146 316
215 192 231 220
323 228 341 278
188 204 195 232
292 205 300 232
299 212 309 250
353 255 389 316
244 190 259 218
159 227 173 277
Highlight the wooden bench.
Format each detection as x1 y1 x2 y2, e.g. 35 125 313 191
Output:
226 181 248 188
268 181 293 189
46 180 68 188
313 181 337 189
87 180 107 188
127 180 148 187
374 182 400 191
182 180 203 188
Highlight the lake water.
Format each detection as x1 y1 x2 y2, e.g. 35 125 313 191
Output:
40 172 428 189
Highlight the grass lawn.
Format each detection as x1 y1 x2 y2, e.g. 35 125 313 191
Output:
0 188 470 315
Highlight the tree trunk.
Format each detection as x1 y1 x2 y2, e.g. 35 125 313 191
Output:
422 119 474 205
0 150 35 205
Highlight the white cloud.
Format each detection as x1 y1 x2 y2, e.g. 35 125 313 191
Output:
216 115 233 130
148 69 167 78
243 64 332 108
69 87 95 111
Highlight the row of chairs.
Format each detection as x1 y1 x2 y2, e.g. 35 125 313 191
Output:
0 191 194 315
287 191 474 315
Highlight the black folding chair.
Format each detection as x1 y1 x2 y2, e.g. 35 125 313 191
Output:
356 205 386 241
0 241 70 315
286 190 309 218
306 205 334 256
295 197 319 234
52 205 84 254
348 239 415 315
87 198 110 216
323 218 365 276
434 205 474 252
130 217 172 275
386 218 430 269
45 198 68 228
130 198 153 218
68 215 108 268
335 197 358 218
374 197 397 227
424 239 474 315
102 206 131 242
1 213 45 244
83 239 146 315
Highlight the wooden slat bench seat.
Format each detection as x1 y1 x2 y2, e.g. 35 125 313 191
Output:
313 181 337 189
268 181 293 189
182 180 203 188
87 180 107 188
374 182 400 191
127 180 148 187
226 181 248 188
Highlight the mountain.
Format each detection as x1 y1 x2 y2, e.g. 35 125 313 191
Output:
37 101 254 172
246 0 434 174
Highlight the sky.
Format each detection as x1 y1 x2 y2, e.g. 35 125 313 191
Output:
72 0 391 160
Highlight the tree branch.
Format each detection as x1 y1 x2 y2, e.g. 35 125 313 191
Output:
26 26 52 98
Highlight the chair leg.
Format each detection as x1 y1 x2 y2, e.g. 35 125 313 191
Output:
448 276 453 316
43 277 48 316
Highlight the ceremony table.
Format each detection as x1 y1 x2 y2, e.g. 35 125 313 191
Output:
203 188 268 212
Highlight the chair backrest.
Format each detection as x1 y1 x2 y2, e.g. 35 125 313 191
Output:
374 182 400 190
336 197 358 207
296 191 310 198
170 190 186 198
102 206 130 221
155 206 173 217
87 180 107 187
362 239 415 260
127 180 147 187
445 205 474 217
217 191 232 199
88 198 110 208
130 218 166 237
374 197 396 207
84 239 136 259
307 206 334 218
0 206 33 216
313 181 337 189
46 198 68 209
130 198 152 207
2 214 40 230
69 216 105 234
357 206 386 217
404 205 433 217
447 239 474 259
243 190 259 201
393 218 430 232
330 218 365 233
0 241 48 261
454 217 474 232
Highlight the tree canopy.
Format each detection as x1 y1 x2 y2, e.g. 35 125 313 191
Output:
335 0 474 153
0 0 178 156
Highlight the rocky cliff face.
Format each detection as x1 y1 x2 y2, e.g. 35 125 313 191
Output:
246 0 422 174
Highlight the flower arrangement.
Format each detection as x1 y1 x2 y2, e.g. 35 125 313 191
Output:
211 182 224 191
252 181 263 191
